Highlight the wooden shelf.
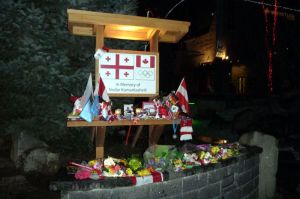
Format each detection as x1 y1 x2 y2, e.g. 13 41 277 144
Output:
67 118 180 127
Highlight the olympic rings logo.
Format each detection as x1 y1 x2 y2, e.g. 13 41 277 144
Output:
138 70 153 78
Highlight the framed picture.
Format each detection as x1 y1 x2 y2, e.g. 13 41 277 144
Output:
142 101 156 116
142 102 155 110
124 104 133 115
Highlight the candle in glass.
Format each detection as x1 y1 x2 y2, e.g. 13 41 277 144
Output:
135 108 142 115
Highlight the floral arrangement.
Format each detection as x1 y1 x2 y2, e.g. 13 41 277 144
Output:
68 143 240 181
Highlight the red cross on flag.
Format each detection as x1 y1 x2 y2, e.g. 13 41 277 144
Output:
100 53 134 80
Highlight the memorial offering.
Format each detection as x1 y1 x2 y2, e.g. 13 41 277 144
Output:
67 143 240 185
67 74 191 125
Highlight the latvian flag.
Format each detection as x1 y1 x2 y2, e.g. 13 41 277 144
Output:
175 78 190 114
94 77 110 102
128 171 164 186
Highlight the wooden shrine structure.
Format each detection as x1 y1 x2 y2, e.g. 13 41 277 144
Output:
67 9 190 159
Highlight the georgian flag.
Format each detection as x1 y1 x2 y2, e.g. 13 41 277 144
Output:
100 53 134 80
175 78 190 114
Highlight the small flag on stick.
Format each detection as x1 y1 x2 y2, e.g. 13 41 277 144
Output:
175 78 190 115
94 77 110 102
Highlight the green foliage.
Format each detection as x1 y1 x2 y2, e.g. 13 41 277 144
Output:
0 0 140 154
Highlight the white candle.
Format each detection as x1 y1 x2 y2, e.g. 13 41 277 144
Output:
135 108 142 115
115 109 121 115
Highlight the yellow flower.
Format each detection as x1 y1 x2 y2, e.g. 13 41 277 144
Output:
88 160 97 167
211 146 220 155
199 151 205 159
137 169 151 176
126 168 133 176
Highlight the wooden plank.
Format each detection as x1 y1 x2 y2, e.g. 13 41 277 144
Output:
67 119 180 127
67 9 190 43
104 29 148 41
72 26 94 36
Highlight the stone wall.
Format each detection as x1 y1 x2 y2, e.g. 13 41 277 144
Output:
51 146 261 199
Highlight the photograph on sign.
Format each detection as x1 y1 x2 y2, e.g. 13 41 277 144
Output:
99 49 159 97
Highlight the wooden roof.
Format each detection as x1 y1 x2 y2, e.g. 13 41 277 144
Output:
67 9 190 43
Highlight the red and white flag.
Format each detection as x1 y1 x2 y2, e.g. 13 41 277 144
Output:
175 78 190 114
136 55 155 68
94 77 110 102
129 171 163 186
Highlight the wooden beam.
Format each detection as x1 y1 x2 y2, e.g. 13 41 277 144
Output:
72 26 93 36
67 9 190 43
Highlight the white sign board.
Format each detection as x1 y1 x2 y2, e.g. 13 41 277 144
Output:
99 50 159 97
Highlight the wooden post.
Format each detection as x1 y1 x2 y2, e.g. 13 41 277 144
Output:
96 126 106 159
131 125 143 148
148 30 165 146
95 25 105 83
94 25 106 159
149 30 159 52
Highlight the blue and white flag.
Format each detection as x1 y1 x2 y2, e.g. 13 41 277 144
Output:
90 95 100 117
80 100 93 122
79 73 93 109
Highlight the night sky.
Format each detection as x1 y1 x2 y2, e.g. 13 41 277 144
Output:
137 0 300 97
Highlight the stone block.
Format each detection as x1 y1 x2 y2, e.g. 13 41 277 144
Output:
182 190 199 199
208 168 225 184
252 165 259 178
161 195 182 199
150 178 182 198
67 189 112 199
10 132 48 168
245 156 255 171
225 163 238 176
237 169 252 186
237 160 245 173
198 182 221 198
112 185 150 199
182 173 207 193
222 175 234 188
240 180 254 198
222 188 240 199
